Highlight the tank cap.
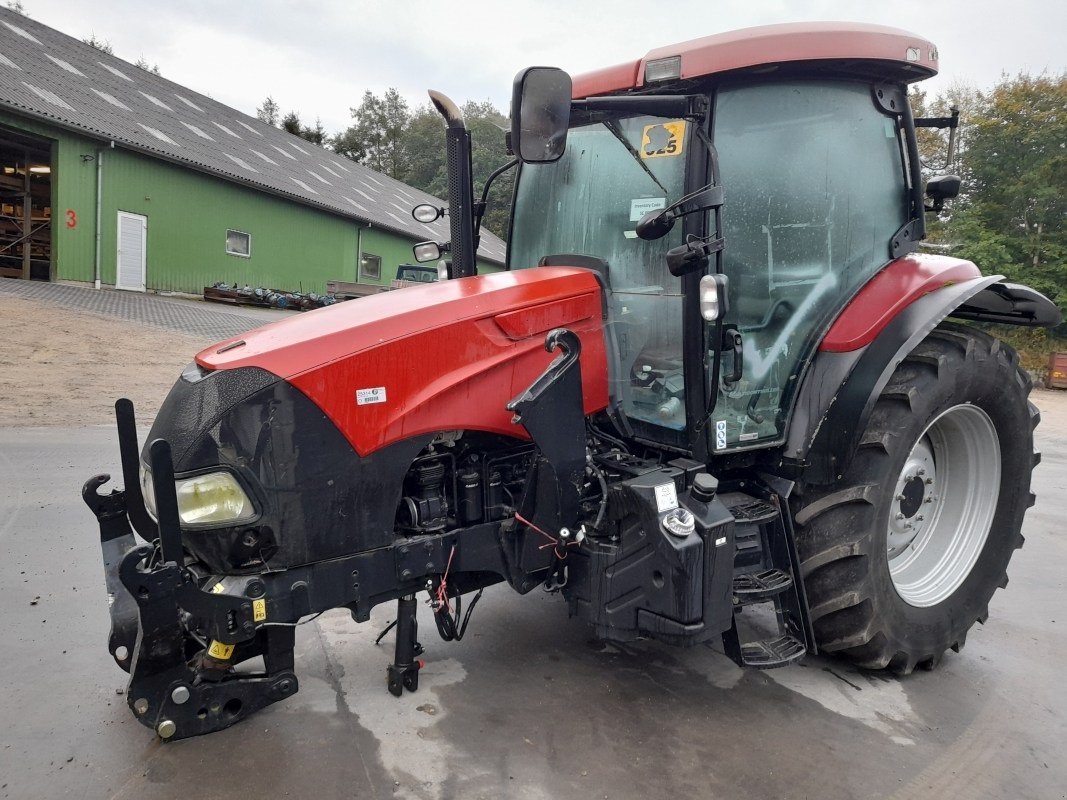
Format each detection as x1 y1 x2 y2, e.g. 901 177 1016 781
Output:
691 472 718 502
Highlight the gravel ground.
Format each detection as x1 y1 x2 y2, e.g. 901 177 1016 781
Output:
0 295 211 427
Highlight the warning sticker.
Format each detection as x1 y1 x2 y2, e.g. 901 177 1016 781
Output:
207 641 235 660
654 482 679 513
210 582 225 594
641 121 686 159
356 387 387 406
252 598 267 622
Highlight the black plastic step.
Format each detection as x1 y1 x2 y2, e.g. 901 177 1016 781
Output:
727 499 778 524
733 568 793 603
739 635 806 669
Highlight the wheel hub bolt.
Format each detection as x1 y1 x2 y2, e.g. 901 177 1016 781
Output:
917 468 926 476
925 477 934 485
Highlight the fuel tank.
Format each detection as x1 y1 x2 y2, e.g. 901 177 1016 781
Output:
143 267 610 573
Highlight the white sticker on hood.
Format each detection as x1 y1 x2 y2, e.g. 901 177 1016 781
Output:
356 387 387 405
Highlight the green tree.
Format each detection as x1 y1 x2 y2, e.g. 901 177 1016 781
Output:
333 88 411 177
84 33 114 55
462 100 514 240
279 110 326 146
256 96 280 126
942 73 1067 310
281 111 302 137
134 56 161 76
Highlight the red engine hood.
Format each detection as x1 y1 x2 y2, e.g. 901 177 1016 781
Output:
197 268 610 456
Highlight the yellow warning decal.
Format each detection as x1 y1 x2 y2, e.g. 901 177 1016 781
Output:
207 640 235 660
253 598 267 622
210 582 225 594
641 121 686 159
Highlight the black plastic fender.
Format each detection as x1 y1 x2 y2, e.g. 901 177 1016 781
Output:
784 275 1053 485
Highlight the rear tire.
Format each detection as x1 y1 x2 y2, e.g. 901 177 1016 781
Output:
793 323 1038 674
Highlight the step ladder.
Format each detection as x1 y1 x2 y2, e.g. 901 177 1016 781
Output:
720 491 814 670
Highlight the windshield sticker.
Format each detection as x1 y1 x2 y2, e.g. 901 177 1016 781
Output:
715 420 727 450
630 197 667 222
641 121 686 159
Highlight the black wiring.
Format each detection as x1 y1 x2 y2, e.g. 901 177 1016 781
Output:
433 587 484 642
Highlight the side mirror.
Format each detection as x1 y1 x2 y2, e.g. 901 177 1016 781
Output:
665 234 726 277
636 184 724 241
511 67 572 163
636 209 676 240
698 274 730 321
925 174 962 212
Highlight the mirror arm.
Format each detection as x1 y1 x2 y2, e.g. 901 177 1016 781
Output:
473 159 519 240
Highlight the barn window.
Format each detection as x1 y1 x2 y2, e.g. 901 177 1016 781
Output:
225 229 251 257
360 252 381 281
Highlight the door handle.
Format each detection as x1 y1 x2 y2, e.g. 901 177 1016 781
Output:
722 325 743 385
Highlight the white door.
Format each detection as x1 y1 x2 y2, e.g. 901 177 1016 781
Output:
116 211 147 291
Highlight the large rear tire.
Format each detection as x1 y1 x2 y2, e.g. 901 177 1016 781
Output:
793 323 1039 674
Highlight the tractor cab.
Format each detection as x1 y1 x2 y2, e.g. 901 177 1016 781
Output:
509 24 939 459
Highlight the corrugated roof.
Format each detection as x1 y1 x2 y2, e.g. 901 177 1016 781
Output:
0 8 506 264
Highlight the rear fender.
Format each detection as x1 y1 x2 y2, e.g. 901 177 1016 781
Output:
948 281 1062 328
786 273 1003 485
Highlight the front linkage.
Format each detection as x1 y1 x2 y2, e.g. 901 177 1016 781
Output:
84 404 299 740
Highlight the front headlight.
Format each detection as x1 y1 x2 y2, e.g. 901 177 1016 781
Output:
140 466 256 526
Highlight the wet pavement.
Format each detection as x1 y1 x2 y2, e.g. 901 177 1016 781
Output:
0 280 1064 799
1 404 1065 800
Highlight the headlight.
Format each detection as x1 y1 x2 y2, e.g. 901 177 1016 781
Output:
140 466 256 526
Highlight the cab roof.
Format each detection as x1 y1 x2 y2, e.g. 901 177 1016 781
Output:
572 22 938 98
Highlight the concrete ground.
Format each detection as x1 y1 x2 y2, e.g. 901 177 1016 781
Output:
0 282 1065 800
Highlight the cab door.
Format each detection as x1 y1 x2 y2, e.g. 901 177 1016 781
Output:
708 80 909 452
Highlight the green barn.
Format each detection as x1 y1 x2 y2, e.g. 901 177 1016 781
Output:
0 8 504 294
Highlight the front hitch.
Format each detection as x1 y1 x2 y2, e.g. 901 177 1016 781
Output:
83 400 299 740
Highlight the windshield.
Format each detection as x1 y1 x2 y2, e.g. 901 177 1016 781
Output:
510 115 691 434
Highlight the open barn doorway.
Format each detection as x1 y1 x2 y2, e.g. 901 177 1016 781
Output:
0 127 53 281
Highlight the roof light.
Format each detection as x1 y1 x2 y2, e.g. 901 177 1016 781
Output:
29 165 50 174
645 55 681 83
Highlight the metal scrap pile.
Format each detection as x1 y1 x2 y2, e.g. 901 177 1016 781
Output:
204 283 339 311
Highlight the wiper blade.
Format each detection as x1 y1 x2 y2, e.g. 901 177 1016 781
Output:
603 119 668 196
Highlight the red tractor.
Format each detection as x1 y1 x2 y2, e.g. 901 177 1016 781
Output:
85 22 1059 740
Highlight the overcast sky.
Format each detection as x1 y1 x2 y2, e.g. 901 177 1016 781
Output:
19 0 1066 134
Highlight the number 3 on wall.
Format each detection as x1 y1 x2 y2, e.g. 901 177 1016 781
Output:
65 209 77 229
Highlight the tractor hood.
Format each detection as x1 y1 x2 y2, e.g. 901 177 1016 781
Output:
198 268 601 380
190 267 610 457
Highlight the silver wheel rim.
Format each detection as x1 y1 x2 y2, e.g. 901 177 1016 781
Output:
887 403 1001 607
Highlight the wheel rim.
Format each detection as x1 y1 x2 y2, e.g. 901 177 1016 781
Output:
886 403 1001 607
